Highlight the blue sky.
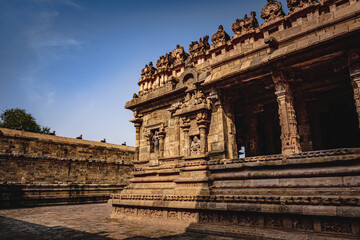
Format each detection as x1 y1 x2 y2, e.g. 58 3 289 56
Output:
0 0 289 146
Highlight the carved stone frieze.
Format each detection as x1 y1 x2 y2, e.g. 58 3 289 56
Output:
189 36 210 58
292 216 313 231
261 0 285 23
169 90 210 116
321 219 352 234
238 214 258 226
286 0 318 12
211 25 230 48
115 194 360 207
232 12 259 38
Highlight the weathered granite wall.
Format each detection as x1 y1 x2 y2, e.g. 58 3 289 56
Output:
0 128 135 207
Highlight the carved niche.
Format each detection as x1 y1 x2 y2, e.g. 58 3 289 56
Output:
189 35 210 58
232 12 259 38
261 0 285 23
286 0 318 12
211 25 230 48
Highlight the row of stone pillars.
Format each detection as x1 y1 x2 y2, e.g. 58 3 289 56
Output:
270 55 360 155
130 54 360 159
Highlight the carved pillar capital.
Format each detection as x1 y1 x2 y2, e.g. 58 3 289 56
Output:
130 118 143 161
180 117 191 129
272 71 301 155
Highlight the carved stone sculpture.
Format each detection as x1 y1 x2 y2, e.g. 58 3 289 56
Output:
152 131 159 152
171 45 189 67
286 0 318 12
211 25 230 48
141 62 156 80
190 136 201 155
261 0 285 23
189 36 210 58
232 12 259 38
156 53 172 72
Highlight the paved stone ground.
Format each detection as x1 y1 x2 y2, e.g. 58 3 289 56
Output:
0 203 237 240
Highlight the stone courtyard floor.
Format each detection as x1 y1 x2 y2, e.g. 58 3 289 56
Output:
0 203 238 240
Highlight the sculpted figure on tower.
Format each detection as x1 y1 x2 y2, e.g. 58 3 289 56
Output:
286 0 318 12
211 25 230 48
141 62 156 80
232 11 259 38
189 35 210 58
171 45 189 67
156 53 172 72
261 0 285 23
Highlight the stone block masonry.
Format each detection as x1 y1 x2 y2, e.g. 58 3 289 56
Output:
0 128 135 207
112 0 360 239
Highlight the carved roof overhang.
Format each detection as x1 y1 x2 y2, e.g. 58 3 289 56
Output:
125 85 186 110
173 103 210 117
203 18 360 88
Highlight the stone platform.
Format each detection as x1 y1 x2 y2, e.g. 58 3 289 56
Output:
0 203 238 239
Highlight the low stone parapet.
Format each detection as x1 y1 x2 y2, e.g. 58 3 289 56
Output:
1 183 125 208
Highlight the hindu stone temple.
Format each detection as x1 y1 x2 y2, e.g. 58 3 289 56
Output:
110 0 360 239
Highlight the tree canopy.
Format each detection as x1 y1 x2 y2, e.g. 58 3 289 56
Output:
0 108 50 134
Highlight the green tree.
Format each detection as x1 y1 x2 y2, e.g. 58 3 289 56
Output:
0 108 50 134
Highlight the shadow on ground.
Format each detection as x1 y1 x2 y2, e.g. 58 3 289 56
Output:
0 216 234 240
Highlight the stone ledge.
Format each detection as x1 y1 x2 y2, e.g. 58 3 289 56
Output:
0 152 133 166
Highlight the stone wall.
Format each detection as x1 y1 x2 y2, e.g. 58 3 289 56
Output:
0 128 135 207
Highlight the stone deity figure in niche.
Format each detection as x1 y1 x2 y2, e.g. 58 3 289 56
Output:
191 136 201 155
152 131 159 152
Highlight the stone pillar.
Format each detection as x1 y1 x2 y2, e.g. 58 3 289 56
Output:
180 117 190 157
296 99 313 151
220 93 238 159
272 71 301 155
196 112 209 154
130 118 143 161
350 61 360 128
158 131 165 158
245 111 259 157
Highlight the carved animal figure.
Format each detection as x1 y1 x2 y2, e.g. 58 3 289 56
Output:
232 11 259 36
189 35 210 57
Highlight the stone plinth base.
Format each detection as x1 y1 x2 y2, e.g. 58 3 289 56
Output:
110 204 360 239
110 148 360 239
